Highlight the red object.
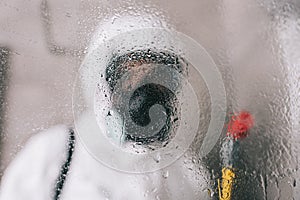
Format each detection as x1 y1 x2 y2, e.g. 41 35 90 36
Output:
227 111 254 140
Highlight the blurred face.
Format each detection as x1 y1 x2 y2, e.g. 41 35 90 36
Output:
105 50 184 145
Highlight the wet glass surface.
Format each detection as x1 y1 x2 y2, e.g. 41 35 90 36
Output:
0 0 300 199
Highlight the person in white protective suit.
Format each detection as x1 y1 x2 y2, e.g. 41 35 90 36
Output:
0 14 213 200
1 3 300 200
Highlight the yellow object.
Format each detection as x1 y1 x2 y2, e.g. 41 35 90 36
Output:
218 167 236 200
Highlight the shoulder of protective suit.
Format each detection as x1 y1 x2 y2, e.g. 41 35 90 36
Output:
0 125 70 200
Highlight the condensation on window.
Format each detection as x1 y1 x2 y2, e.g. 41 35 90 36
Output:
0 0 299 200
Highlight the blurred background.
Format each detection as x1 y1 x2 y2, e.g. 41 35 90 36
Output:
0 0 81 174
0 0 300 199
